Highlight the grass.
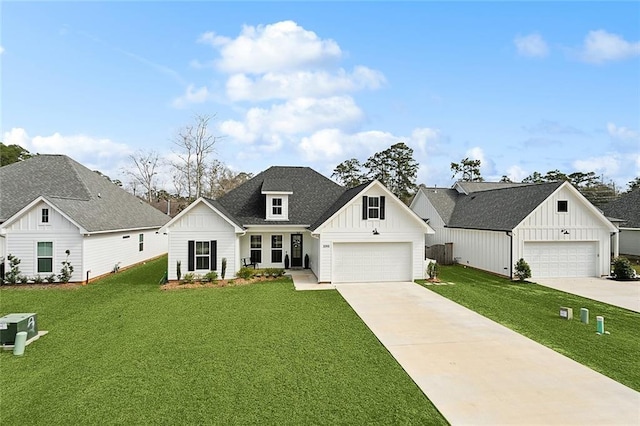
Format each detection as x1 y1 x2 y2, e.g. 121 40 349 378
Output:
422 265 640 392
0 256 446 425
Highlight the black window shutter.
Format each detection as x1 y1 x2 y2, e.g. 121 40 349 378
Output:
362 196 368 220
380 196 386 220
188 240 195 271
210 240 217 270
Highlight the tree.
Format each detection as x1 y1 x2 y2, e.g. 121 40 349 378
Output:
567 171 598 188
627 177 640 192
364 142 418 202
204 159 253 198
0 143 32 166
332 158 365 188
522 171 544 183
450 157 483 182
543 169 569 183
499 175 513 183
172 114 219 200
123 150 161 202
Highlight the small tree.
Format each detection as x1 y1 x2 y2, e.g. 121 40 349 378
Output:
221 258 227 280
176 260 182 281
426 261 439 280
612 257 636 280
58 250 74 283
5 254 22 284
514 258 531 281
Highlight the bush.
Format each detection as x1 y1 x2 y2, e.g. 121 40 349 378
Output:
17 275 29 284
514 258 531 281
45 274 57 283
182 273 195 284
426 261 439 279
58 250 74 283
32 275 44 284
221 258 227 280
176 260 182 281
5 254 22 284
236 267 255 280
203 271 218 282
612 257 636 280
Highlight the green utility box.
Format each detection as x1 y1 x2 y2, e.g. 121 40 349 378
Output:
0 313 38 345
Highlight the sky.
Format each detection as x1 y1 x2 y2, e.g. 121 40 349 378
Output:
2 1 639 193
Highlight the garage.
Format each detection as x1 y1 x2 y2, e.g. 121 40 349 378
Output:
523 241 597 278
333 242 412 283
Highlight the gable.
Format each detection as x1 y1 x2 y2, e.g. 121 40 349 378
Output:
1 199 80 233
163 199 242 233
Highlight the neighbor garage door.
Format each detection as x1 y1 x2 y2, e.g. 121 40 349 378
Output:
523 241 597 278
333 242 412 283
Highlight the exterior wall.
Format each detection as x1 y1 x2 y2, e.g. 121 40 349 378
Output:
239 228 312 269
514 185 613 277
410 191 452 246
3 201 83 281
83 229 167 279
619 228 640 256
165 202 237 280
309 235 319 276
448 229 512 276
317 186 427 283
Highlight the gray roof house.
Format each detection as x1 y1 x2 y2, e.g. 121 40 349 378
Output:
0 155 170 282
410 181 617 279
601 189 640 256
161 166 433 284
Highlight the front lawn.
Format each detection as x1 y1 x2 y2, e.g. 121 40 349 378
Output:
1 257 446 425
423 265 640 392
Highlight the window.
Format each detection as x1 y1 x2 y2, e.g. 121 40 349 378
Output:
368 197 380 219
41 208 49 223
37 242 53 273
271 235 283 263
139 234 144 252
272 198 283 215
251 235 262 263
557 200 568 213
195 241 210 270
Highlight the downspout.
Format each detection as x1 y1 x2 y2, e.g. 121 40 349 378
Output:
506 231 513 279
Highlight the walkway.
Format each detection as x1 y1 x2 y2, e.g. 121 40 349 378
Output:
534 277 640 313
287 269 334 291
336 282 640 425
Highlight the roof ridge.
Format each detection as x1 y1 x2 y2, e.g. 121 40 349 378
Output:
63 156 93 200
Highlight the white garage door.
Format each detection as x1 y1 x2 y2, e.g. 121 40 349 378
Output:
333 242 412 283
523 241 597 278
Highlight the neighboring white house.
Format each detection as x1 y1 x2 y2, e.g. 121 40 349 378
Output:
601 189 640 257
410 181 618 279
0 155 170 282
161 166 434 283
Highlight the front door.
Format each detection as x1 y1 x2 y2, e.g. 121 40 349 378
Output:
291 234 303 268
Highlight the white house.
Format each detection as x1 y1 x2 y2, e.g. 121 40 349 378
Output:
0 155 170 282
161 166 434 283
410 181 618 279
601 189 640 257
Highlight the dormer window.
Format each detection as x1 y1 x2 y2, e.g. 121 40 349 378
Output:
557 200 568 213
41 208 49 223
272 198 283 216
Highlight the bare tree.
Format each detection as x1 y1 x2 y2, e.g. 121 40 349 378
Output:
205 159 252 198
123 150 160 202
172 114 219 200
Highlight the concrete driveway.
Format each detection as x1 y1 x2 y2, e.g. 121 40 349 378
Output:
534 277 640 313
336 282 640 425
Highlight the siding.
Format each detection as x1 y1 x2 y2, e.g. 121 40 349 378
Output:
83 229 167 279
410 191 452 246
317 186 426 283
239 230 312 270
448 228 511 276
166 202 237 280
619 229 640 256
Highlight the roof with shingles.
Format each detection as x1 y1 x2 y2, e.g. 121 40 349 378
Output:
600 189 640 228
309 182 371 230
217 166 345 226
420 181 564 231
455 181 531 194
0 155 170 231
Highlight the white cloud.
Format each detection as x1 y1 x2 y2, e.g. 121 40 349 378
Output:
506 165 528 182
0 45 4 55
580 30 640 64
220 96 364 146
171 84 212 108
226 66 385 102
514 33 549 58
206 20 342 74
607 122 639 141
573 154 621 177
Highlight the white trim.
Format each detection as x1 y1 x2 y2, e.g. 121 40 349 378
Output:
160 197 244 234
0 196 87 233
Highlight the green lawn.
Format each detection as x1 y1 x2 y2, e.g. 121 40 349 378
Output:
423 265 640 392
1 257 446 425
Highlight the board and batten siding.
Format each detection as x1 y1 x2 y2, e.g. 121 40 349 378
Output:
619 229 640 257
448 228 512 276
83 229 167 279
3 201 83 281
514 185 613 277
316 187 426 283
410 191 452 246
166 202 237 280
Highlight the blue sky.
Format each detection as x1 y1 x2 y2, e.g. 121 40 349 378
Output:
2 1 639 193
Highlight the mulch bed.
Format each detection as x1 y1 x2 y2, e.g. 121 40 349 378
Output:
0 282 83 290
161 275 289 290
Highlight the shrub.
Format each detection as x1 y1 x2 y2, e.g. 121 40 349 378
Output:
32 275 44 284
182 273 195 284
426 261 439 279
514 258 531 281
176 260 182 281
236 267 255 280
612 257 636 280
221 258 227 280
17 275 29 284
58 250 74 283
203 271 218 282
5 254 22 284
45 274 57 283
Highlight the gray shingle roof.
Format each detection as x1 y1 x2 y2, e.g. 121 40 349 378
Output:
309 182 371 230
423 181 564 231
217 166 345 226
600 189 640 228
0 155 170 232
455 181 531 194
261 178 293 193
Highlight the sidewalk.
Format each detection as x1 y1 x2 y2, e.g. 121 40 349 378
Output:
336 281 640 425
287 269 334 291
